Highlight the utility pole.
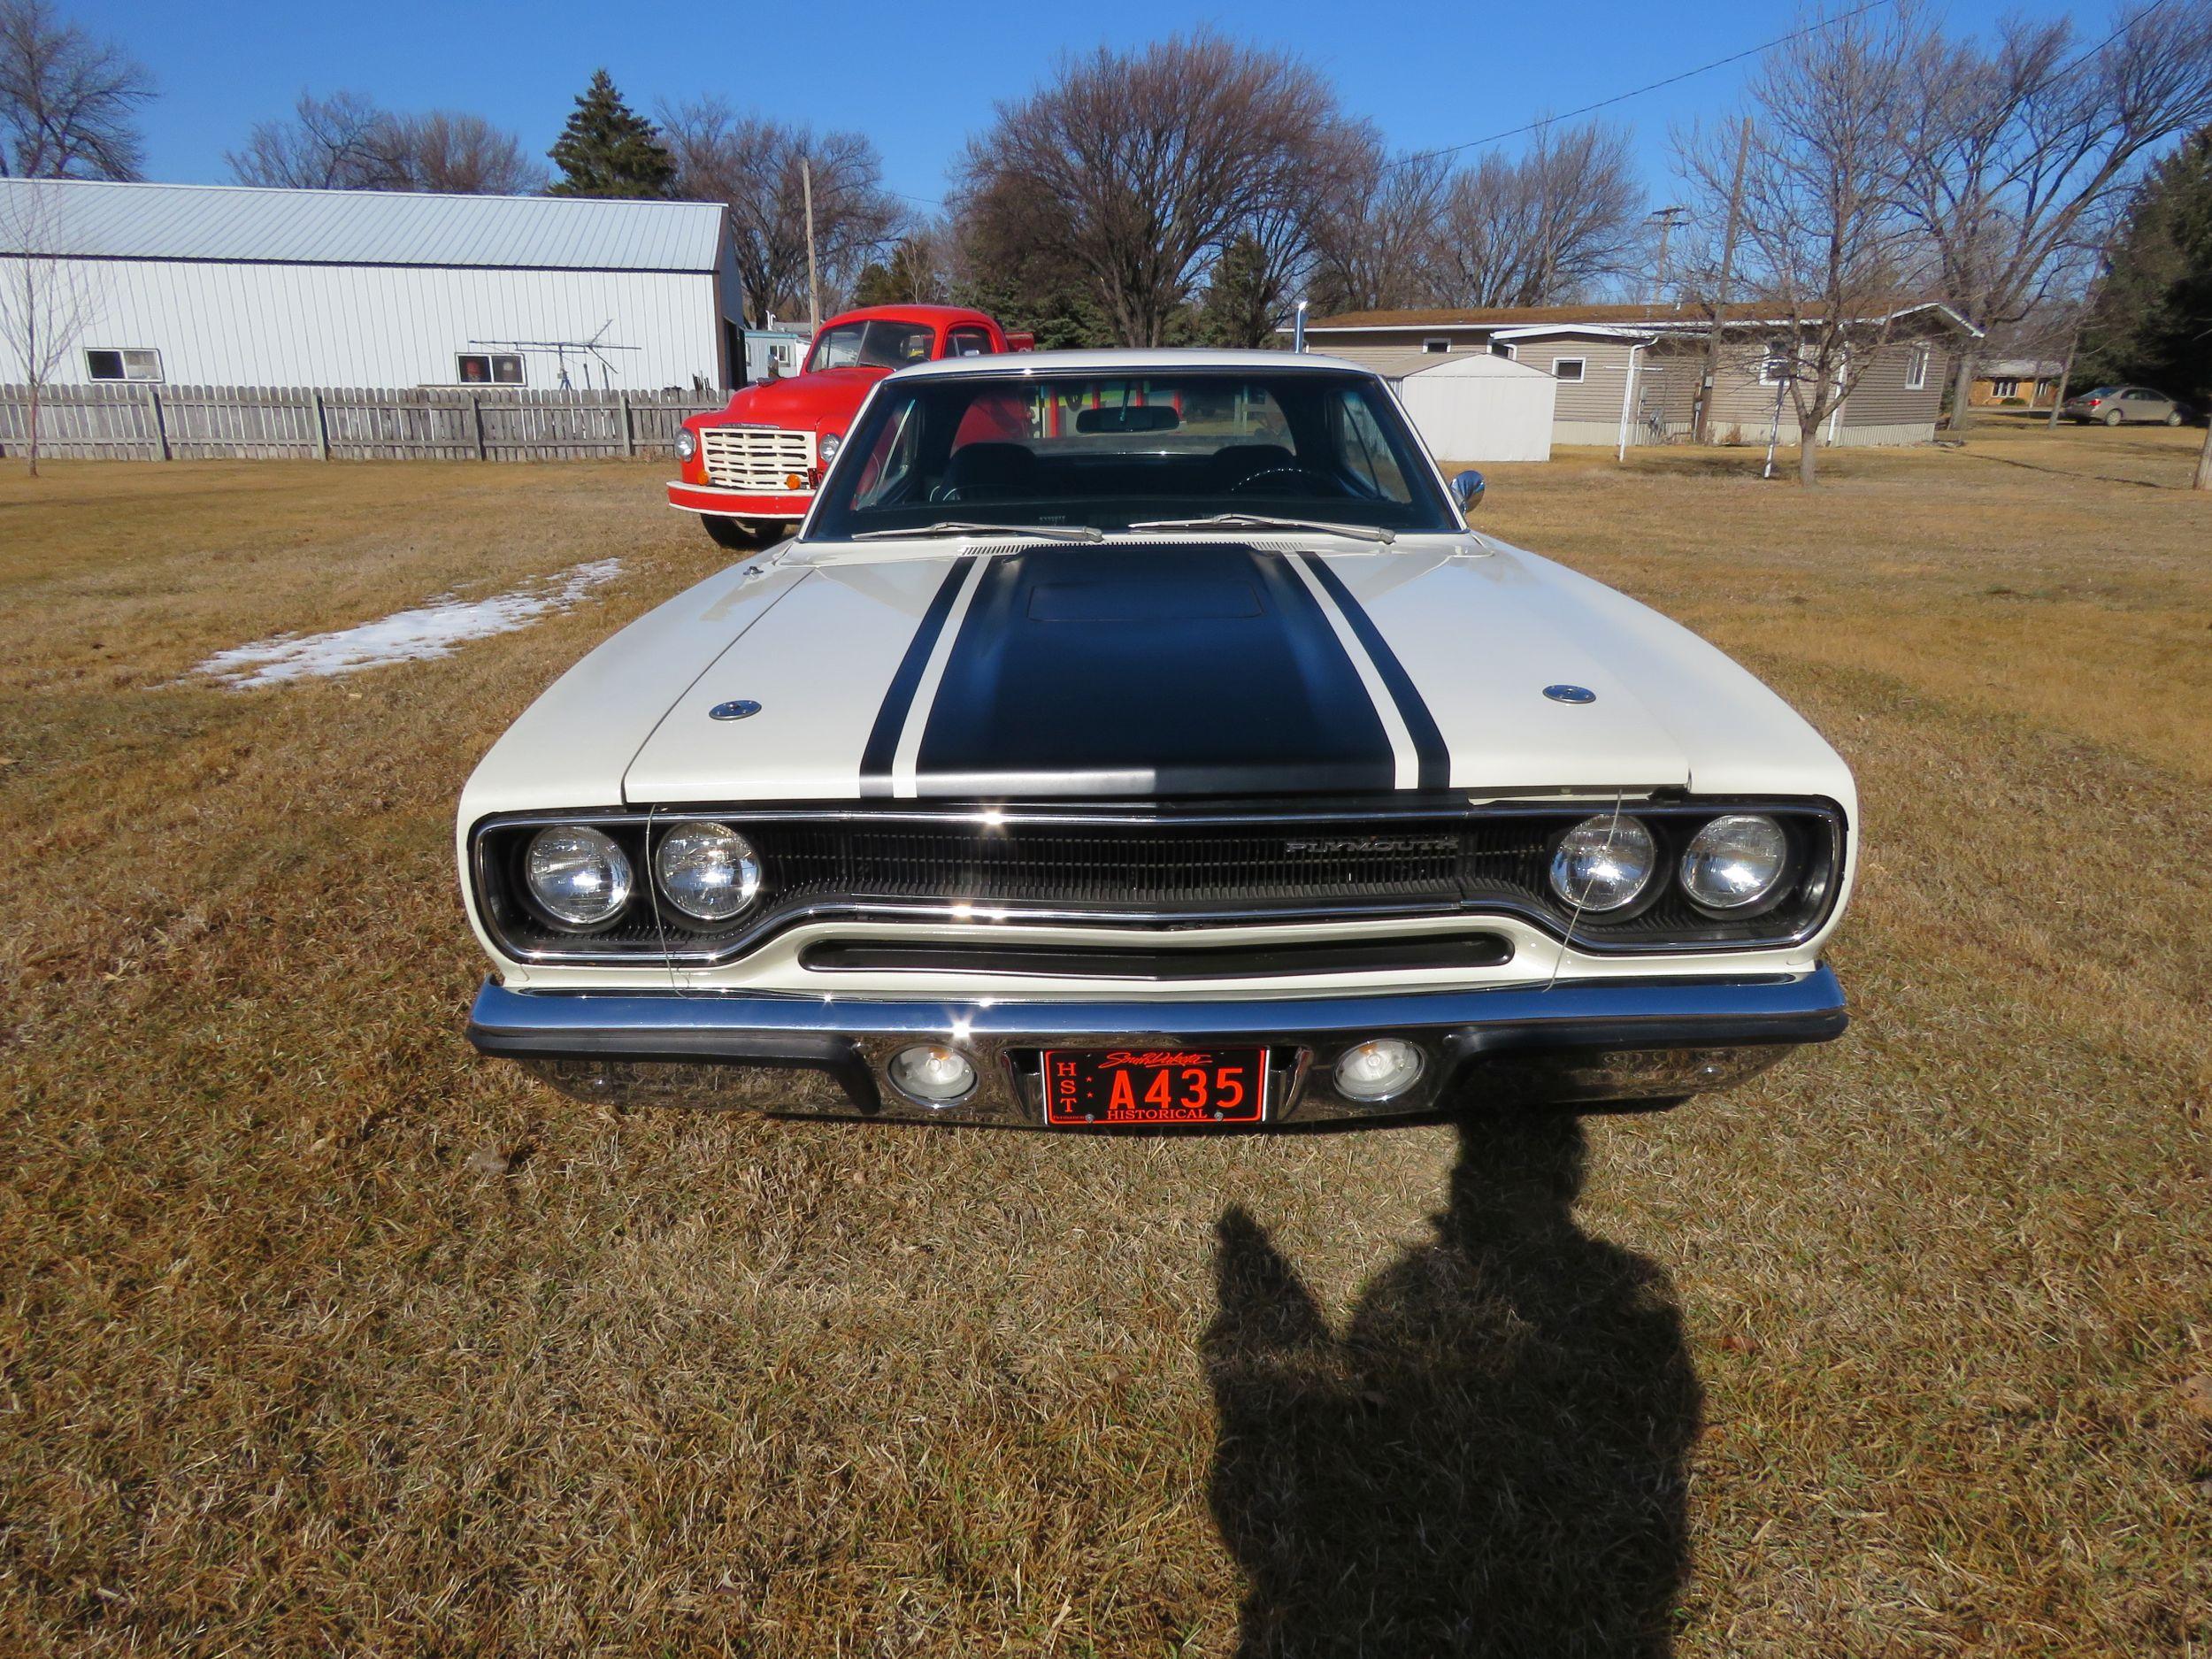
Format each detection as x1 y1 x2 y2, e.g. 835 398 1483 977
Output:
1647 205 1688 304
1694 119 1752 447
802 155 821 336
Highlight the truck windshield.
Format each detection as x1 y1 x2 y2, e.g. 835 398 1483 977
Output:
806 319 937 373
806 370 1455 540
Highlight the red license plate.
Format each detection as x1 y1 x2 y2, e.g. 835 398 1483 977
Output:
1041 1047 1269 1126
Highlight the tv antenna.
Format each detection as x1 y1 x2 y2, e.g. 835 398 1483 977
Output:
468 320 641 388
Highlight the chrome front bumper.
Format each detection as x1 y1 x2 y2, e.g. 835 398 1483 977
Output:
467 965 1847 1125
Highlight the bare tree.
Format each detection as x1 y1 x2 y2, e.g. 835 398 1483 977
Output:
227 90 391 188
383 112 544 194
1678 9 1919 485
1436 122 1646 308
959 33 1348 345
0 0 151 180
229 92 542 194
0 178 96 474
663 98 902 326
1900 2 2212 429
1309 141 1451 314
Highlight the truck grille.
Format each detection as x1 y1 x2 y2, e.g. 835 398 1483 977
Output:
701 426 814 492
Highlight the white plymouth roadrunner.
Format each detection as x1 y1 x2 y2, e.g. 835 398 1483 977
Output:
458 349 1854 1127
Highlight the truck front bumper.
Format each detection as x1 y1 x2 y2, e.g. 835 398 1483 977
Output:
665 480 814 518
467 965 1847 1125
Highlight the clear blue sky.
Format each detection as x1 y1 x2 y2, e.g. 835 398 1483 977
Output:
79 0 2093 207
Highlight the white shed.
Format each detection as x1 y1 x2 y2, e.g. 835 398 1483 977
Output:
1382 350 1556 463
0 177 743 392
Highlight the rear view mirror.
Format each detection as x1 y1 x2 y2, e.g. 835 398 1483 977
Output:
1452 470 1486 512
1075 404 1179 435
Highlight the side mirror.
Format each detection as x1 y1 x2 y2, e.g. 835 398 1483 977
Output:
1451 469 1486 513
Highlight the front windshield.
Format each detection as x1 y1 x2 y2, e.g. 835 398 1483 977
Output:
805 369 1455 540
806 319 937 373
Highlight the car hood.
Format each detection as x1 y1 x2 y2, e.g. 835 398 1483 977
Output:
564 538 1852 808
715 367 885 432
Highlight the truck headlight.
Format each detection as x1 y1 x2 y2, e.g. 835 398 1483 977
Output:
1679 814 1789 911
675 428 698 462
654 821 763 921
525 825 633 926
1548 815 1656 913
818 432 841 463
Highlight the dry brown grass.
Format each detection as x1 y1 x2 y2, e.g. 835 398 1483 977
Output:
0 419 2207 1655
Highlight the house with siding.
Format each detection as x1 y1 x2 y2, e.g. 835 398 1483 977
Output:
0 176 745 392
1968 357 2063 409
1288 302 1980 450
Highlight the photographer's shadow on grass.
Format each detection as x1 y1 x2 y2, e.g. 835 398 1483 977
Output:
1204 1115 1701 1657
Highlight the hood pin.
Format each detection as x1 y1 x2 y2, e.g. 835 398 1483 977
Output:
710 700 762 721
1543 684 1596 705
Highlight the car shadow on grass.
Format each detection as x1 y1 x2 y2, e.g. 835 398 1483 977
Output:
1203 1114 1701 1657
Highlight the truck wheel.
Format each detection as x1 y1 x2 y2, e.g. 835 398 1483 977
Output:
701 516 753 549
742 518 791 541
2102 408 2123 426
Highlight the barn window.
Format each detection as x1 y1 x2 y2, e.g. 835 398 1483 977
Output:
1551 356 1586 382
457 353 525 385
1423 337 1452 353
84 347 162 382
1905 344 1930 390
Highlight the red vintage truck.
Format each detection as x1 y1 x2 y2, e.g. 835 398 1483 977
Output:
668 303 1033 547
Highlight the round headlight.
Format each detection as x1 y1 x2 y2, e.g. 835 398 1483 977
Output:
817 432 841 464
1680 814 1790 911
675 427 698 462
1548 814 1657 913
654 821 763 921
525 825 633 926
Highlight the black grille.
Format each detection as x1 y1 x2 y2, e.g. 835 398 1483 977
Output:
755 818 1547 910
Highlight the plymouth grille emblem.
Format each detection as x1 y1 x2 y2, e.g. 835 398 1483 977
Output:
1284 835 1458 856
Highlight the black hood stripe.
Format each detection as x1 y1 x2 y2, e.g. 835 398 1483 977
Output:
1296 552 1452 789
865 542 1445 799
858 558 972 797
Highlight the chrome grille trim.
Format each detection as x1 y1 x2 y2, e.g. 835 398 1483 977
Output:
701 426 815 491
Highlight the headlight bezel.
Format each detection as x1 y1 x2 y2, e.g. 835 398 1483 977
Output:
675 426 699 462
817 431 842 464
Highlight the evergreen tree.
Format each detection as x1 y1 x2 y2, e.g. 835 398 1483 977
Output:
1198 234 1280 348
547 70 674 199
2082 127 2212 402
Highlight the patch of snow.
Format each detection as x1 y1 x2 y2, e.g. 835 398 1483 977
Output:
196 559 624 689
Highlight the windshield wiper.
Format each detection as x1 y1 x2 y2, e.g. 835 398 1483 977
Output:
851 520 1103 543
1124 513 1397 545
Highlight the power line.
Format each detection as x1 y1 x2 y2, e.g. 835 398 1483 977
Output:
874 0 2166 218
1402 0 1898 164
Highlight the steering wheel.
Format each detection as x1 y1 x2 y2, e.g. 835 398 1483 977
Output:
1227 465 1332 496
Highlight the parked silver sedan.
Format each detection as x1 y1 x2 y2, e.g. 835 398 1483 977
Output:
2060 385 2193 426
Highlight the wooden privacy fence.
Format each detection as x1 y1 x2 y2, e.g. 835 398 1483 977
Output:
0 384 726 463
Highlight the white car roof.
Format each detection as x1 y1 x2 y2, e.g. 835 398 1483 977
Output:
891 347 1379 380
